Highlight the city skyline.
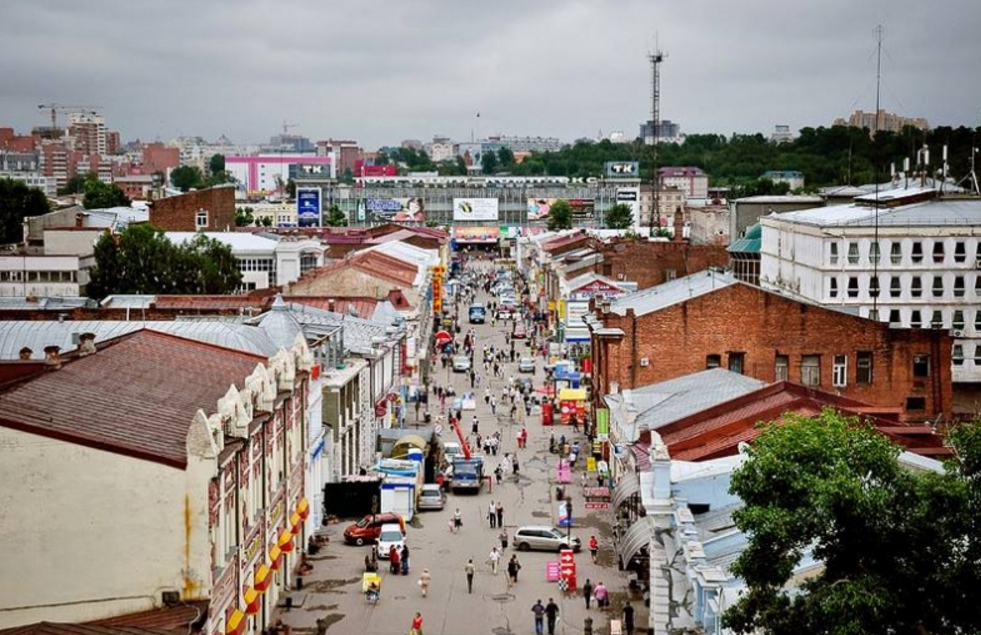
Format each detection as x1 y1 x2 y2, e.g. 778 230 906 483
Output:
1 0 979 149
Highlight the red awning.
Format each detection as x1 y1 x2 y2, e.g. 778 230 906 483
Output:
243 587 261 615
278 528 294 552
225 610 246 635
297 497 310 520
254 564 271 592
269 544 283 570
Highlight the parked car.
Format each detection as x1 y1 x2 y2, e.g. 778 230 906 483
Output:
375 523 407 558
452 355 472 372
518 357 536 373
343 512 406 546
418 483 447 511
513 526 582 552
512 324 527 339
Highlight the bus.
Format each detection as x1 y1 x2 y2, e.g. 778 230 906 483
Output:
468 303 487 324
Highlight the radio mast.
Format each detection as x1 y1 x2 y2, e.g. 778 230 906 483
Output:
648 48 666 236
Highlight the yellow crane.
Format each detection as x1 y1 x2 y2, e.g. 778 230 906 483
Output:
36 103 100 130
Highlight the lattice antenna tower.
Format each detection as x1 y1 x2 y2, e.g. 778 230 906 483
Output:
648 46 667 235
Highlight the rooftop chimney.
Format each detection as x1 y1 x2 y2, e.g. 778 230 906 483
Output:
19 347 32 361
673 209 685 243
43 345 61 370
77 333 97 357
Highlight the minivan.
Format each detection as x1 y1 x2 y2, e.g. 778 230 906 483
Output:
343 512 406 545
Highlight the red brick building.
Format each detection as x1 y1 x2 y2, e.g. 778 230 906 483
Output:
142 142 180 176
149 186 236 231
589 270 952 421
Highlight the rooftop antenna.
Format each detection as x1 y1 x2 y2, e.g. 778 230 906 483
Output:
871 25 883 320
648 40 667 237
955 131 980 195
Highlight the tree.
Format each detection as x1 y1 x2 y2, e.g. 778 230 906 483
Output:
497 147 516 171
604 203 634 229
325 204 348 227
235 206 255 227
724 409 981 635
86 224 242 299
208 154 225 176
170 165 204 192
545 199 573 231
82 179 130 210
58 172 93 196
0 177 50 243
286 178 296 199
481 150 499 174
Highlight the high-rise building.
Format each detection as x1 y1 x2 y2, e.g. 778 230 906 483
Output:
67 112 106 156
833 110 929 133
640 119 681 144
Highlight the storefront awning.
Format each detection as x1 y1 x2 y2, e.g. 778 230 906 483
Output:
290 511 302 533
617 516 654 566
225 609 246 635
254 564 271 592
612 475 641 509
558 388 587 401
243 587 261 615
297 497 310 520
277 528 294 552
269 544 283 570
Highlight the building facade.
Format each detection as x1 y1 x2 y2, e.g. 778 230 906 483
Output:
659 167 708 200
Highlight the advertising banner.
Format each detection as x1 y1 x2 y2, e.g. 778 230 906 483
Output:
527 198 595 220
364 197 426 223
615 187 641 228
564 300 591 343
453 226 500 243
453 198 499 222
295 188 322 228
605 161 640 178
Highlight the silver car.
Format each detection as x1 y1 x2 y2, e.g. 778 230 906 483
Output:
518 357 536 373
417 484 446 511
513 526 582 552
452 355 471 372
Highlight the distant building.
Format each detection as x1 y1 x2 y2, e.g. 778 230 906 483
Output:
267 133 314 153
226 154 335 196
659 166 708 199
770 124 795 144
316 139 361 179
762 170 805 191
834 109 929 133
67 112 106 156
141 142 180 178
425 137 455 163
149 186 237 232
494 135 564 154
640 119 682 144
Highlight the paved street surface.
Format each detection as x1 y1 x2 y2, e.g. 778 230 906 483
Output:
275 258 646 635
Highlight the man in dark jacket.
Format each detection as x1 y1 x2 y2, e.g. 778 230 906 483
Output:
544 598 560 635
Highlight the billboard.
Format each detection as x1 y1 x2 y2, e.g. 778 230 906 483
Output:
453 198 499 222
364 197 426 223
296 188 322 228
453 226 499 243
605 161 640 178
527 198 595 221
615 187 641 228
564 300 591 343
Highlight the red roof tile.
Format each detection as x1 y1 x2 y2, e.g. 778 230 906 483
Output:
284 296 379 319
0 330 265 469
153 295 267 311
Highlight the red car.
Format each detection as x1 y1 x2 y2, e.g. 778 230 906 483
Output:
512 323 527 339
343 512 406 545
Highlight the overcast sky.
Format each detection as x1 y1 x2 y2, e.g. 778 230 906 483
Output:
2 0 978 149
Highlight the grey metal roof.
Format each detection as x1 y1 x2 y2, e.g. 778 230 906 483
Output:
0 297 96 311
610 270 737 317
770 193 981 228
626 369 767 431
256 295 304 350
0 320 279 360
249 300 392 356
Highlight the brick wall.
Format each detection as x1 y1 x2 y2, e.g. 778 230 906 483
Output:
591 238 729 289
591 282 952 421
149 187 236 232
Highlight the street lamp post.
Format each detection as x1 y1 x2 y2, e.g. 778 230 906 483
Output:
567 498 573 540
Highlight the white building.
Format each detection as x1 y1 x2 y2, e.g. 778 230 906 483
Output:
166 232 325 291
760 188 981 382
659 167 708 200
0 254 89 297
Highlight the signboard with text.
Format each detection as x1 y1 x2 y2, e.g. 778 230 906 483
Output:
605 161 640 178
453 197 499 221
296 188 322 228
527 198 595 220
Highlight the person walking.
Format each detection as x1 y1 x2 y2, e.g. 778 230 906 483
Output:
464 558 476 594
531 600 546 635
487 546 501 575
401 544 410 575
507 555 521 587
488 500 497 528
495 501 504 528
544 598 560 635
452 508 463 533
582 578 594 610
594 581 608 610
622 601 635 635
389 545 400 574
418 568 431 597
410 612 423 635
499 528 509 550
589 535 599 563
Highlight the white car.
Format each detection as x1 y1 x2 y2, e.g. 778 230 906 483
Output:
376 523 406 559
518 357 536 373
452 355 472 372
443 441 463 459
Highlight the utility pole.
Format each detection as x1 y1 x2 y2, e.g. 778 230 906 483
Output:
648 49 666 236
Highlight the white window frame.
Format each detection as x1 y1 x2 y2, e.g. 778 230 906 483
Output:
832 354 847 387
196 209 209 228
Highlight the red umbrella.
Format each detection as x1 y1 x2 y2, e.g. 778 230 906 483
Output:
435 330 453 347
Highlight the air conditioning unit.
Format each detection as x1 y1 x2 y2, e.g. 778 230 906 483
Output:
161 590 180 606
953 330 965 337
639 357 650 367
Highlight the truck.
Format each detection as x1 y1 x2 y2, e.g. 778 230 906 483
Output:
468 303 487 324
451 456 485 493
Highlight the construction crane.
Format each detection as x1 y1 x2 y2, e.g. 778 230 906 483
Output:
282 120 298 135
37 103 100 130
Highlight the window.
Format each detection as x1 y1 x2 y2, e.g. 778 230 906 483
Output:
847 242 859 264
954 275 966 297
975 345 981 366
976 275 981 297
913 354 930 377
775 355 789 381
890 242 902 264
888 309 901 324
196 209 208 228
869 276 880 298
890 276 901 298
932 275 944 298
829 242 839 265
976 310 981 332
931 310 944 329
666 269 677 281
953 310 965 331
856 352 873 384
801 355 820 386
728 353 745 374
910 310 923 328
911 241 923 263
910 276 922 298
905 396 927 411
832 354 847 387
847 277 859 298
705 354 721 369
829 277 838 298
932 241 946 263
954 241 967 263
953 344 965 366
869 241 881 264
